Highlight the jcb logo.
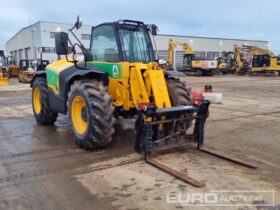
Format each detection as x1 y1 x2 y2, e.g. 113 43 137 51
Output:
112 65 119 78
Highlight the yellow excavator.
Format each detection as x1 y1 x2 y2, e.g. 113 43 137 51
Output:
167 39 218 76
0 50 9 85
245 45 280 76
233 44 252 75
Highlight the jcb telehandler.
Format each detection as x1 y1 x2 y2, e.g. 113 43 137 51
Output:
31 18 256 186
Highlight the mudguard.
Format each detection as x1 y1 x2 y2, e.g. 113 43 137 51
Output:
60 67 109 98
164 70 186 79
30 71 46 87
31 65 109 114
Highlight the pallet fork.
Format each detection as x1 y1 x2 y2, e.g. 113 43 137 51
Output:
135 100 257 187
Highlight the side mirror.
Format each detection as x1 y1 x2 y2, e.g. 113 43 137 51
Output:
73 52 93 62
149 24 158 36
55 32 69 55
73 53 85 62
158 58 167 65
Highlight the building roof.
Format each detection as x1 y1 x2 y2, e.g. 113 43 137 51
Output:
157 34 268 43
5 21 92 45
6 21 268 45
6 22 36 45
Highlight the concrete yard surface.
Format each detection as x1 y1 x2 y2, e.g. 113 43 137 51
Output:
0 76 279 210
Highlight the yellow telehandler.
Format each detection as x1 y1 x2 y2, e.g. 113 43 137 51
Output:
31 17 257 186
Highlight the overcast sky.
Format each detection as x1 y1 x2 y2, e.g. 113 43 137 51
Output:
1 0 279 53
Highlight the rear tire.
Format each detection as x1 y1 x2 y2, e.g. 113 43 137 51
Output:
32 77 58 124
68 79 116 149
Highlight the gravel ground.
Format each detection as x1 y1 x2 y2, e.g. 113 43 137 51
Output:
0 76 279 210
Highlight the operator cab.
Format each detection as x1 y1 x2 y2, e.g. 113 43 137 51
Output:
252 54 271 68
183 54 195 68
20 60 34 71
90 20 157 63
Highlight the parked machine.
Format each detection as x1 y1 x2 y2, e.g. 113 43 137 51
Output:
167 39 218 76
217 51 235 74
233 45 247 75
18 59 36 83
245 45 280 77
7 56 20 77
0 50 9 85
31 17 257 186
233 44 257 75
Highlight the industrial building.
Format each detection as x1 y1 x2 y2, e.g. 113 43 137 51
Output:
6 21 269 67
5 21 92 63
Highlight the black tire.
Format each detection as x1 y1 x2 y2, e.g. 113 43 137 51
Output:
211 69 220 76
195 69 203 76
32 77 58 124
166 78 192 106
68 79 115 149
166 78 193 129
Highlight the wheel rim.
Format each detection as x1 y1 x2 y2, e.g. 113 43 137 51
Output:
33 88 41 114
71 96 88 135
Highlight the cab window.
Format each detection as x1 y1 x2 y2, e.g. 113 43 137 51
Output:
90 25 120 62
277 57 280 65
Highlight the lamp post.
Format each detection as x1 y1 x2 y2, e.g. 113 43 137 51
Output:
31 26 36 60
56 27 61 60
219 40 223 57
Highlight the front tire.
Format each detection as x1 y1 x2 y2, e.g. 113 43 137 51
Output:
166 78 193 130
68 79 116 149
166 78 192 106
32 77 58 124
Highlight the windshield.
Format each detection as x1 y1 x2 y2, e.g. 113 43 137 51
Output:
118 26 154 63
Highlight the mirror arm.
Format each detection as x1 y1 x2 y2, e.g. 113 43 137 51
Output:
68 29 91 65
69 24 76 31
69 29 84 50
68 38 74 48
